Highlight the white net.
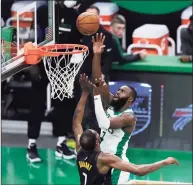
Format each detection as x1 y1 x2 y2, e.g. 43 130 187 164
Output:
42 45 89 101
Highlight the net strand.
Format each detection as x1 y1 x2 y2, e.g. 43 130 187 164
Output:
43 45 89 101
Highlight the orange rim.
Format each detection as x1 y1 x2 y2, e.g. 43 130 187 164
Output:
39 44 89 55
24 42 89 65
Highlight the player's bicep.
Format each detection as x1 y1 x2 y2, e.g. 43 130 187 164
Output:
109 113 136 129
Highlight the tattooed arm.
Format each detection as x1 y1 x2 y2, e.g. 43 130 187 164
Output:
72 74 90 152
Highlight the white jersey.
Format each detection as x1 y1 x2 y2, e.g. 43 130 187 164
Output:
100 106 134 158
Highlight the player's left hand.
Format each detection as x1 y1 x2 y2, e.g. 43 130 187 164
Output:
79 73 92 93
92 33 105 54
163 157 180 166
92 78 105 96
179 55 192 63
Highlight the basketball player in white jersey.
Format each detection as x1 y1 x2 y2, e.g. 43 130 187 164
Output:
91 33 137 184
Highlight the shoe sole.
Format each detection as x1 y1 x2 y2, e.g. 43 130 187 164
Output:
26 154 41 163
55 151 76 160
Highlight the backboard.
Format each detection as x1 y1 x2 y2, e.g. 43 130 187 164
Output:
1 0 55 81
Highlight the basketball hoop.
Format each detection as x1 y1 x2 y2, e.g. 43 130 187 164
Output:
24 42 89 100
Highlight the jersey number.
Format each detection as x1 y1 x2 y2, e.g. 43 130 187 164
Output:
100 131 106 143
83 172 87 185
100 129 114 143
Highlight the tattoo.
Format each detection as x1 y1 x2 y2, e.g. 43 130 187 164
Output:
73 109 79 119
73 109 82 123
72 109 82 140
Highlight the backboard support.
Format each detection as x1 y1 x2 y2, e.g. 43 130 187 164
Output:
1 0 55 81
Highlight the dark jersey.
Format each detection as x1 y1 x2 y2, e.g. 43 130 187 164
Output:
77 149 111 185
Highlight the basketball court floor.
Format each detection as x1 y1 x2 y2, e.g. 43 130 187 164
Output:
2 134 192 184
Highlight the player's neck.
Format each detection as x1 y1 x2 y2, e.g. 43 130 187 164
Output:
115 104 131 113
95 147 100 152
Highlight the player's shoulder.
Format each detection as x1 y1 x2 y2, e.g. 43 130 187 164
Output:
98 152 113 162
122 111 136 118
121 112 136 123
98 152 121 166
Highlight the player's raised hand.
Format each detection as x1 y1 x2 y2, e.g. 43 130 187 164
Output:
92 78 105 96
163 157 180 166
79 73 92 93
92 33 105 54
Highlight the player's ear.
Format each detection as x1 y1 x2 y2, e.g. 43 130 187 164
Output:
128 96 133 102
96 140 100 146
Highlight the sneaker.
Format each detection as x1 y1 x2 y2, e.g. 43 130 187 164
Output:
26 143 41 163
66 139 76 149
55 141 76 160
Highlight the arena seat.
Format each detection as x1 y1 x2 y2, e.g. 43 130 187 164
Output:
176 25 189 54
176 6 192 54
181 6 192 25
127 24 175 56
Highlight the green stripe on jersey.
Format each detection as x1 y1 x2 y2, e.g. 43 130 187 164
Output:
115 132 130 156
112 132 131 185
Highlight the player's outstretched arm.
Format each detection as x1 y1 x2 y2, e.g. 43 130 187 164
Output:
92 33 114 106
99 153 179 176
72 74 91 151
93 79 136 130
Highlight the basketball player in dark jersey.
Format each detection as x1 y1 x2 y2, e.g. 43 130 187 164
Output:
73 74 179 185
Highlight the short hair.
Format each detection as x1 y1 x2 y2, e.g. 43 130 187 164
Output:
128 85 137 104
79 130 96 152
111 14 126 26
88 5 100 15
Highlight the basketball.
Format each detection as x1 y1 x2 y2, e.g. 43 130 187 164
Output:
76 12 100 36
